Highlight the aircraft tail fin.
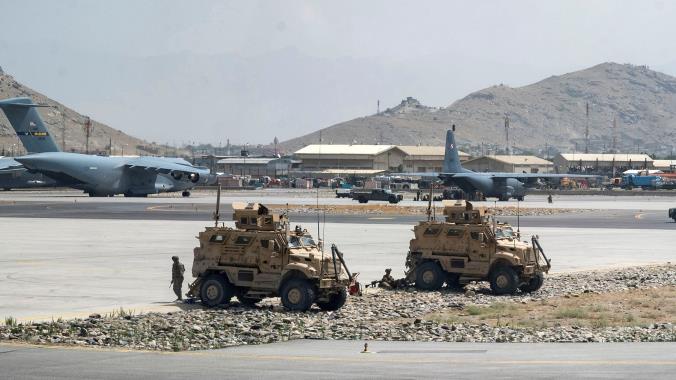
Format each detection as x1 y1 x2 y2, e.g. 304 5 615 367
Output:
0 97 60 153
443 125 463 173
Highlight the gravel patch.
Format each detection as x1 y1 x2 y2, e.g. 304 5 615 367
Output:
1 264 674 350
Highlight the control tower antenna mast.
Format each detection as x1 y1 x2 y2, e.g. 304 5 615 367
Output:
584 102 590 153
504 115 511 155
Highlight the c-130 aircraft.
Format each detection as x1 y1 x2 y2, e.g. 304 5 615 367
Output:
0 97 213 197
408 125 598 201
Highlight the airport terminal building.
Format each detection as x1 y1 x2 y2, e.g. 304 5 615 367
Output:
462 155 554 173
553 153 654 174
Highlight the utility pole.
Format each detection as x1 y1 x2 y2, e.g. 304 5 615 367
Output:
584 102 589 153
377 99 380 114
83 116 92 154
504 115 511 155
611 116 617 153
60 108 66 151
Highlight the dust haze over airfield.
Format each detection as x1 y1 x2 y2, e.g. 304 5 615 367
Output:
2 0 676 146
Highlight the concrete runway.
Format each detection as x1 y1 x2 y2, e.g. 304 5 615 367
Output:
1 340 675 379
0 190 675 320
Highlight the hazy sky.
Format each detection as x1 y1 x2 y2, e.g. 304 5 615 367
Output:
2 0 676 145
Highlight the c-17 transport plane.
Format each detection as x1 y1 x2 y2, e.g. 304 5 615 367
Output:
407 125 598 201
0 97 213 197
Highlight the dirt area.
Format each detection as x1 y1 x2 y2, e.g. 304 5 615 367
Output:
426 286 676 329
267 204 592 216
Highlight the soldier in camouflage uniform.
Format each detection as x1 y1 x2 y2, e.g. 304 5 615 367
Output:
379 268 396 290
171 256 185 301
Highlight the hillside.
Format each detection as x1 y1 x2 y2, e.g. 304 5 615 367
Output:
279 63 676 156
0 70 166 156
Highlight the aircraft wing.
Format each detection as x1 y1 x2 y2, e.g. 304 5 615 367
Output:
0 158 25 172
468 173 600 180
122 157 204 175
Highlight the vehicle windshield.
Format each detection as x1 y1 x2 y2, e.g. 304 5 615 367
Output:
288 234 316 248
495 226 514 239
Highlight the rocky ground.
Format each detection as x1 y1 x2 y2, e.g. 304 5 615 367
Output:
269 204 592 217
1 265 674 351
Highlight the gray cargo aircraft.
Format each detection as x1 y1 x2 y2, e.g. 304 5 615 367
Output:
0 97 212 197
410 125 597 201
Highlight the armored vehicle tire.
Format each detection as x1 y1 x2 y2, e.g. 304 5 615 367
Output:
388 199 398 204
415 261 445 291
446 273 462 290
200 274 235 307
280 279 316 311
489 266 519 295
358 197 367 203
316 288 348 311
519 272 544 293
236 295 261 306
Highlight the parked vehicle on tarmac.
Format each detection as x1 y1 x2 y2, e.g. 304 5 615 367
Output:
405 200 551 295
188 194 354 311
669 208 676 222
351 188 403 204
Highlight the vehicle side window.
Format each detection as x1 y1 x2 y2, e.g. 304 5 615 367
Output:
446 229 462 237
424 227 440 236
209 235 225 243
470 232 480 240
261 240 269 248
234 236 252 245
240 217 247 225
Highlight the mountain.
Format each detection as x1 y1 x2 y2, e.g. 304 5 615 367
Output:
0 70 168 156
279 63 676 156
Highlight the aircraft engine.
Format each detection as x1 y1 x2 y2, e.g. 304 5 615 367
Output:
189 172 200 183
171 171 183 180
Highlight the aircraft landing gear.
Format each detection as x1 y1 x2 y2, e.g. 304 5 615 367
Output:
182 190 191 197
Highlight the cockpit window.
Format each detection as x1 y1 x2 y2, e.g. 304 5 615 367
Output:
288 236 300 248
209 235 225 243
288 235 316 248
301 236 316 246
496 227 514 239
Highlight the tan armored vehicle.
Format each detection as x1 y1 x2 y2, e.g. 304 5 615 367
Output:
188 200 353 311
405 200 551 295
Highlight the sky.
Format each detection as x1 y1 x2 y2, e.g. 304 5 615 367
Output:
2 0 676 145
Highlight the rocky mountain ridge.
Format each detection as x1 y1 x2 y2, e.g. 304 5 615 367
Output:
279 63 676 156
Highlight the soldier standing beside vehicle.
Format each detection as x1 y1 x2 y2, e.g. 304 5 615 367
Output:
171 256 185 301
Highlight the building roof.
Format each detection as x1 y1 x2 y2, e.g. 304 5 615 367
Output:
217 157 278 165
652 159 676 168
294 144 397 156
557 153 653 162
466 155 553 166
397 145 469 157
291 168 386 175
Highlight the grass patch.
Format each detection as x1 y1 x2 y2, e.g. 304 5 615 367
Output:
3 316 17 327
425 286 676 329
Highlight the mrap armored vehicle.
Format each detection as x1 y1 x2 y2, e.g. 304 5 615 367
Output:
188 201 353 311
405 200 551 295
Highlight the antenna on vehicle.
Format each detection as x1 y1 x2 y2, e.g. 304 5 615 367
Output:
426 185 433 221
516 198 521 240
213 185 221 227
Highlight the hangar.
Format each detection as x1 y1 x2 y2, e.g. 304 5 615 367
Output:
462 155 554 173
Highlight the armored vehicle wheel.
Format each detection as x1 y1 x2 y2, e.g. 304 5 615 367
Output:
358 197 367 203
316 288 347 311
519 272 544 293
182 190 191 197
280 279 315 311
445 273 462 290
489 266 519 295
200 274 234 307
236 295 261 306
415 261 444 291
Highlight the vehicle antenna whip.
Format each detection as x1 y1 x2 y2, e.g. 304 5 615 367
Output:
426 185 433 221
516 198 521 240
213 185 221 227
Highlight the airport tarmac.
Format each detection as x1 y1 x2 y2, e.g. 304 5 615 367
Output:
1 340 675 379
0 190 674 321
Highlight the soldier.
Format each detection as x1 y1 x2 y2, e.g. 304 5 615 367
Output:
379 268 396 290
547 194 553 204
171 256 185 301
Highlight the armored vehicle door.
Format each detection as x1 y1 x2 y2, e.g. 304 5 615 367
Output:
259 236 284 274
467 226 489 263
